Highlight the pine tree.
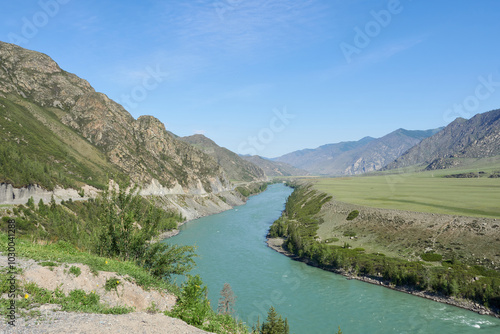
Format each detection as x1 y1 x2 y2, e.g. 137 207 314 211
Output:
260 306 289 334
217 283 236 315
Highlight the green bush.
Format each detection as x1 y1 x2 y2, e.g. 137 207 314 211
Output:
40 261 58 267
324 238 339 243
343 231 357 237
421 252 443 262
69 266 81 277
104 277 121 292
168 275 211 327
346 210 359 220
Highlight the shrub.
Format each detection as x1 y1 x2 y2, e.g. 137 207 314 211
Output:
168 275 211 326
40 261 58 267
104 277 121 292
324 238 339 243
343 231 357 237
69 266 81 277
421 252 443 262
346 210 359 220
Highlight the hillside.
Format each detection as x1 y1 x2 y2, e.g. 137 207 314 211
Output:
274 128 440 175
180 134 266 182
0 41 228 194
385 109 500 170
240 155 309 177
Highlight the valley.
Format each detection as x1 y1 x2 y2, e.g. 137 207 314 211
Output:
0 39 499 333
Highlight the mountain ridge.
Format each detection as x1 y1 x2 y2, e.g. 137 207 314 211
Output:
0 41 229 194
273 128 441 175
385 109 500 170
179 134 267 182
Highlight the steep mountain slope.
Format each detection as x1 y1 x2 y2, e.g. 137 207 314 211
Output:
0 41 228 193
180 134 266 182
274 128 440 175
240 155 309 177
385 109 500 170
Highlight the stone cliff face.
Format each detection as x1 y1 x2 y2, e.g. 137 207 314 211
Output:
0 41 229 193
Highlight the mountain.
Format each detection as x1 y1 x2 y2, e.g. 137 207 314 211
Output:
274 136 375 172
0 41 229 193
274 128 440 175
179 134 266 182
385 109 500 170
240 155 309 177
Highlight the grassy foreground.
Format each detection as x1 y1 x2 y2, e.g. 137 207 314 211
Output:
311 163 500 218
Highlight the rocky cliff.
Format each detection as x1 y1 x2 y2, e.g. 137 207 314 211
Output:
0 41 229 194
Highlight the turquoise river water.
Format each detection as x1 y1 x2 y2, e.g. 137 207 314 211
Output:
166 184 500 333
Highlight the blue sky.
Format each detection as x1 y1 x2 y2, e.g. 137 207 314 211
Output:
2 1 500 157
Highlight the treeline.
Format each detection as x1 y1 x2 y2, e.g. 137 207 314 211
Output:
268 185 500 312
236 182 268 197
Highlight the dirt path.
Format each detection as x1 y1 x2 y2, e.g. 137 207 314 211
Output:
1 311 213 333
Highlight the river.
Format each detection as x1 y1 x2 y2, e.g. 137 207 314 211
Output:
166 184 500 333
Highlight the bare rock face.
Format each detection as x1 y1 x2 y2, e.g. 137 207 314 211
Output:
0 41 230 193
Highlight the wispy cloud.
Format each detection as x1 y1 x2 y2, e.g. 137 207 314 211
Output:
355 36 425 65
322 36 426 79
157 0 328 58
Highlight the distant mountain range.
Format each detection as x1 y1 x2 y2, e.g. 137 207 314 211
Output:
273 128 442 175
240 155 308 177
385 109 500 170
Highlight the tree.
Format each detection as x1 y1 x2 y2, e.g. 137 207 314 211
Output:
260 306 289 334
139 242 196 281
218 283 236 315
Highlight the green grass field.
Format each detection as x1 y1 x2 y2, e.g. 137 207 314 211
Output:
311 162 500 218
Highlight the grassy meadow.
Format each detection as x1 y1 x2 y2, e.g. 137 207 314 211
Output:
311 161 500 218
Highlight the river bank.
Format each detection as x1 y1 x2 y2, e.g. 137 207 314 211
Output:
266 237 499 318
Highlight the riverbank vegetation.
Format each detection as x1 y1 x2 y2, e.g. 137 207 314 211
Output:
236 182 268 197
268 184 500 314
